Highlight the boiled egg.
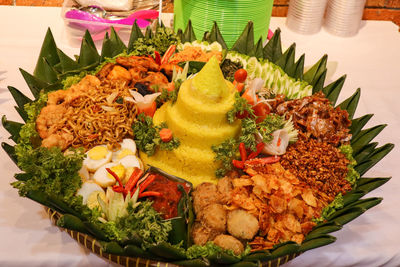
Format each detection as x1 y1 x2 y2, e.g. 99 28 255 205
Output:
93 162 125 188
86 190 106 210
78 165 90 181
76 181 104 205
83 145 112 172
112 138 137 162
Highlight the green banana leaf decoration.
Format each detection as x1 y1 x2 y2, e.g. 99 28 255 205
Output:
1 20 393 266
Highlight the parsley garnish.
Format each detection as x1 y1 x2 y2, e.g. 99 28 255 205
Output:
258 114 285 143
226 92 255 123
132 113 180 156
211 138 239 178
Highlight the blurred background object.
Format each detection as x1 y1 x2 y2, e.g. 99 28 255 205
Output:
1 0 399 30
173 0 274 48
324 0 367 37
286 0 328 34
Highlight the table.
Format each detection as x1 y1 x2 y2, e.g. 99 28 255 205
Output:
0 6 399 267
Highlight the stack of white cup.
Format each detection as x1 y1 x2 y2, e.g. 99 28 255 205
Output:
286 0 367 37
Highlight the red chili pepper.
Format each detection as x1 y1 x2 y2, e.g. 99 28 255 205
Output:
239 142 247 162
161 44 176 65
139 174 156 194
112 185 125 193
248 142 265 159
125 167 143 193
154 51 161 65
259 156 281 164
106 168 124 187
232 159 244 169
139 191 162 198
277 137 282 147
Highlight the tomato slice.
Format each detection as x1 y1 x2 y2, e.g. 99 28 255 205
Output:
253 102 270 123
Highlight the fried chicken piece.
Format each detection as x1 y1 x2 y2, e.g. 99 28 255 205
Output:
116 55 159 71
213 234 244 255
107 65 132 84
96 63 115 80
137 71 169 92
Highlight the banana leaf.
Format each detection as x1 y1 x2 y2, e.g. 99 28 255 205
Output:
55 48 81 73
14 106 28 122
243 250 271 262
149 241 186 260
355 177 391 194
337 88 361 119
299 235 336 252
351 124 387 154
328 207 365 225
263 28 282 63
57 214 90 235
231 21 254 55
127 22 144 53
14 173 31 181
342 191 366 206
275 43 296 77
304 223 342 241
100 27 127 61
303 54 327 86
322 75 346 105
35 57 59 84
124 244 160 260
311 69 327 94
206 22 228 50
350 114 374 139
293 54 305 80
2 142 17 165
33 28 60 78
145 26 154 39
2 116 22 143
355 144 394 176
354 142 378 163
208 251 241 265
8 86 32 110
19 68 49 99
172 258 210 267
100 241 125 255
250 37 263 59
230 262 259 267
78 37 100 68
270 243 299 259
182 20 196 43
347 197 382 210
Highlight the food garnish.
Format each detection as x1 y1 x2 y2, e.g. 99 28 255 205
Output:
3 21 392 266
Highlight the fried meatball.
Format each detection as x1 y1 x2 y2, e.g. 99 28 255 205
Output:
191 222 221 246
197 203 227 232
192 182 220 214
217 177 233 204
227 209 259 240
213 234 244 255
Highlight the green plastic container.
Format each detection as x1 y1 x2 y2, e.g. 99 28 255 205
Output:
174 0 274 48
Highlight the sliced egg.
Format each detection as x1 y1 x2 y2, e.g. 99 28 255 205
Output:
78 165 90 181
93 162 125 188
76 181 104 205
87 190 106 210
112 138 137 162
118 155 141 170
83 145 112 172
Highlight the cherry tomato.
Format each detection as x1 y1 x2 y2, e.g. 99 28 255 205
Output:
252 102 270 123
236 110 249 119
234 69 247 83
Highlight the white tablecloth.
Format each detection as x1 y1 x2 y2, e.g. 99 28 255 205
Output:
0 6 399 267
